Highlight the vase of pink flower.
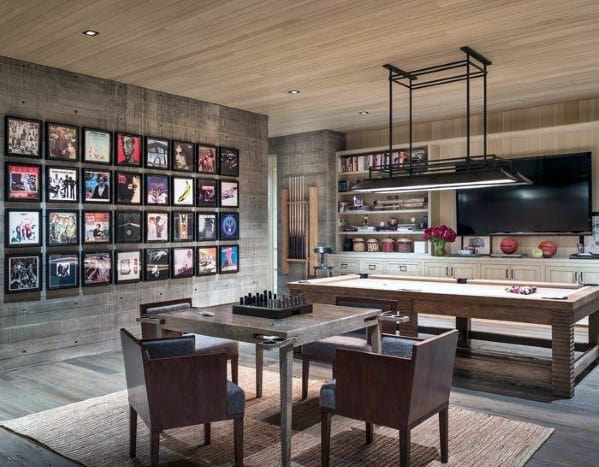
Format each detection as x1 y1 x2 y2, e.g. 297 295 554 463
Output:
423 225 457 257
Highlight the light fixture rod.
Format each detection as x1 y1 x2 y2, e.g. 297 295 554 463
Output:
409 60 467 76
466 48 471 159
484 61 488 156
460 46 492 66
388 66 393 177
410 72 485 89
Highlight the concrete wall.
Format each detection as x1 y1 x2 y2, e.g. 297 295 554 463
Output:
269 130 345 291
0 56 268 370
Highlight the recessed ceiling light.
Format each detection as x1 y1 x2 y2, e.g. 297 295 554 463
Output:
288 89 301 94
83 30 99 37
358 111 369 115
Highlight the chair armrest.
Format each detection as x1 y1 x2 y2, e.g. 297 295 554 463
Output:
381 333 423 342
143 336 195 359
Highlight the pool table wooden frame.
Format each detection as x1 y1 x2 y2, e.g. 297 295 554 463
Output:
288 274 599 398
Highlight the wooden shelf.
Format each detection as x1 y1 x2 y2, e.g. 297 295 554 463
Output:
339 209 427 215
338 230 425 236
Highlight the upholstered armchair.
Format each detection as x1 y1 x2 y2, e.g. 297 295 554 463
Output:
139 298 240 384
120 329 244 467
300 296 400 399
320 330 458 467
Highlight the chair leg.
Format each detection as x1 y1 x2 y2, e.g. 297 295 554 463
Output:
366 422 374 444
439 407 449 463
231 355 239 385
302 358 310 399
256 343 264 398
321 411 332 467
204 423 211 445
234 416 244 467
399 429 410 467
150 430 160 467
129 406 137 458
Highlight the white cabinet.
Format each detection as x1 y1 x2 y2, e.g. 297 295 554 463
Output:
360 259 384 274
424 261 479 279
330 257 360 275
481 263 542 282
545 265 599 285
384 260 422 276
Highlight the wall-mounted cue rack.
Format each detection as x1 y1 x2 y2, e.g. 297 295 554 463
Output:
280 176 318 278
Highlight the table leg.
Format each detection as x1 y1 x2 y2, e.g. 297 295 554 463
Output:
590 310 599 348
279 342 294 467
551 311 575 398
368 320 381 353
456 317 471 349
256 343 264 398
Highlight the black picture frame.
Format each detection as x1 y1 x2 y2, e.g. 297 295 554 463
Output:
5 209 42 248
172 247 195 279
115 132 143 167
144 248 170 281
219 212 240 241
196 178 218 207
197 245 218 276
219 245 239 274
115 250 142 284
5 161 42 202
46 252 79 290
219 179 239 208
115 210 143 244
82 210 112 244
145 211 169 243
45 122 79 161
144 136 170 169
197 143 218 174
219 146 239 177
5 116 42 158
82 168 112 204
145 174 170 206
171 140 195 172
115 171 142 205
197 212 218 242
82 251 112 287
172 211 195 242
82 127 112 165
47 209 79 247
46 165 79 203
5 253 43 294
172 176 195 207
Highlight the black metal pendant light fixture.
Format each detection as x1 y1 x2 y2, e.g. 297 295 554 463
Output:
352 47 531 193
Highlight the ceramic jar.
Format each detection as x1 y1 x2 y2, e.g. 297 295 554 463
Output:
366 238 380 252
396 237 413 253
381 237 396 252
352 238 366 252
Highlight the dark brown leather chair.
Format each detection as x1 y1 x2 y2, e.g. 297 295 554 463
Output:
120 329 244 467
300 296 400 399
320 330 458 467
140 298 240 384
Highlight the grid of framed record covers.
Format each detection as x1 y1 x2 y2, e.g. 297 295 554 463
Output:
3 115 240 293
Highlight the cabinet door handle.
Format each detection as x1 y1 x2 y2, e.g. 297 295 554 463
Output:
445 267 449 277
510 269 514 280
580 272 583 283
505 269 509 279
341 263 348 269
368 264 376 270
399 266 407 272
573 271 577 283
450 267 454 277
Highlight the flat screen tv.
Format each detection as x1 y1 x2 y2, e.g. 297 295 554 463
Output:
457 153 592 235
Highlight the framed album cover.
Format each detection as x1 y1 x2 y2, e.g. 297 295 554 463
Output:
115 250 142 284
219 147 239 177
219 245 239 274
219 179 239 208
145 211 169 242
145 136 169 169
5 116 42 158
197 246 218 276
172 247 195 279
115 211 143 243
220 212 240 241
172 176 194 207
5 162 42 201
172 141 194 172
115 171 142 205
196 178 218 207
197 144 218 174
82 168 112 203
6 254 42 294
144 248 170 281
82 210 112 244
5 209 42 248
172 211 195 242
82 127 112 165
145 174 169 206
115 132 142 167
46 122 79 161
47 252 79 290
82 251 112 286
46 165 79 203
197 212 218 241
47 210 79 246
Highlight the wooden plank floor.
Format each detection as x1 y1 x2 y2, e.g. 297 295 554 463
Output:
0 322 597 466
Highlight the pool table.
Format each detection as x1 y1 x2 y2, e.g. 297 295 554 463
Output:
288 274 599 398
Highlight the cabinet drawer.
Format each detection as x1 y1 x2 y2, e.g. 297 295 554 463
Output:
384 261 422 275
360 260 384 273
331 259 360 275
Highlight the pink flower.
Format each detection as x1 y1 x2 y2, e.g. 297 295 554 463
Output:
424 225 457 243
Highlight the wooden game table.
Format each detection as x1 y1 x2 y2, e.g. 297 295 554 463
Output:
288 274 599 398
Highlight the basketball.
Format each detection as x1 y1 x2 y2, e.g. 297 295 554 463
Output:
539 240 558 258
500 237 519 254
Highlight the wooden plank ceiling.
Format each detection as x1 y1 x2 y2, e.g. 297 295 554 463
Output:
0 0 598 137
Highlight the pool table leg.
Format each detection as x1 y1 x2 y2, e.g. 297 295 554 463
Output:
590 310 599 348
551 311 575 398
455 317 471 349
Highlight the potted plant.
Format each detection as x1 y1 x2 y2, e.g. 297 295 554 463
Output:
424 225 457 257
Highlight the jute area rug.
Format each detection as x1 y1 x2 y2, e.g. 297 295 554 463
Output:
2 366 553 466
